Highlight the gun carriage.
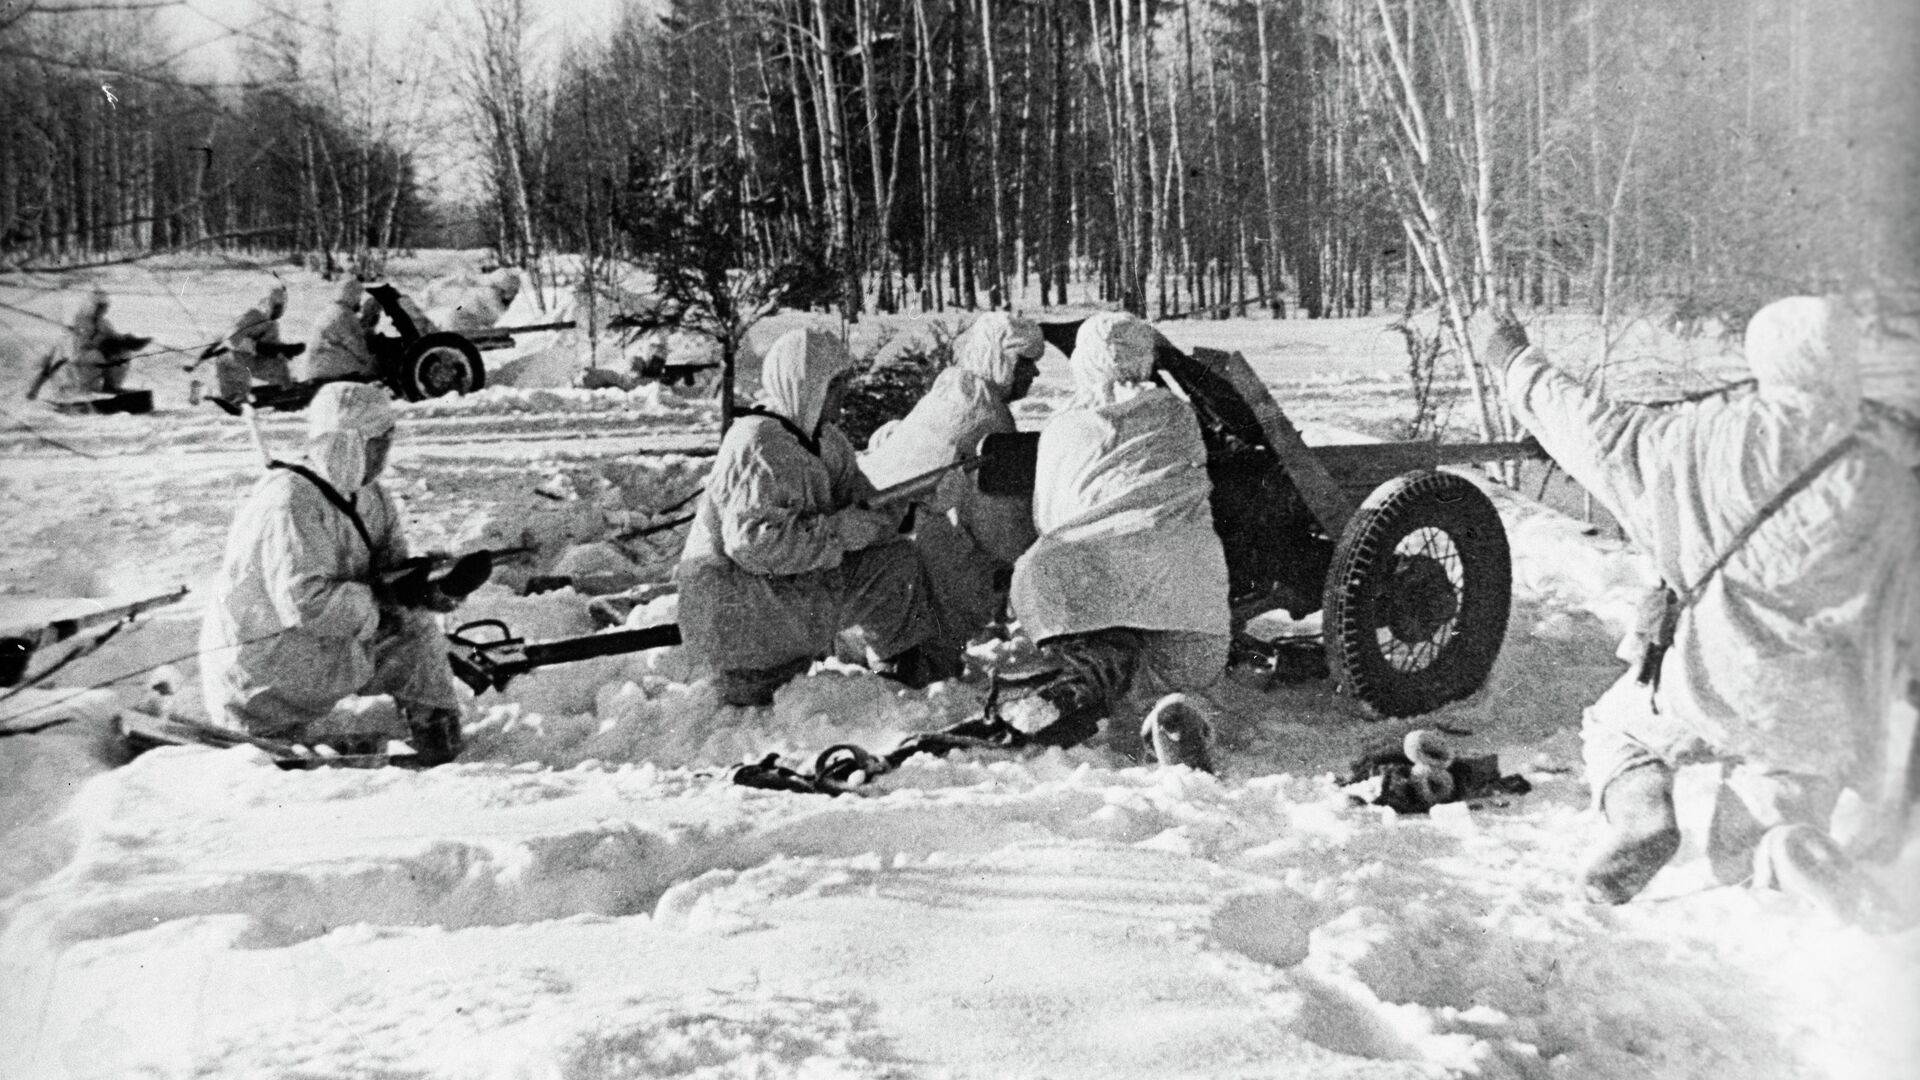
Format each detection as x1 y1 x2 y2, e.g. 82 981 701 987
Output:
226 283 577 413
1020 318 1542 717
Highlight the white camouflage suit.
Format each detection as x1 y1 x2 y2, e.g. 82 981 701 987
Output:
861 312 1043 653
425 268 521 335
1502 296 1920 856
675 328 938 704
56 288 126 395
299 278 380 381
214 283 291 401
1010 312 1232 711
199 383 461 738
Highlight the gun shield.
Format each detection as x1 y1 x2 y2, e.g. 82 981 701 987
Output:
976 431 1040 498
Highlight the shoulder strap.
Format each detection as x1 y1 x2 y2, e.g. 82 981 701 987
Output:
1676 434 1858 607
269 460 378 558
737 405 821 456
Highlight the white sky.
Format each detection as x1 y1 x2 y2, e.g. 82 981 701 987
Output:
163 0 628 82
154 0 630 202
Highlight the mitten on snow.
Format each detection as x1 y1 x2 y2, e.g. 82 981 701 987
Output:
1340 729 1531 814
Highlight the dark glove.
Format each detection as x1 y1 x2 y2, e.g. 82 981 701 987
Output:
1478 306 1530 373
434 550 495 599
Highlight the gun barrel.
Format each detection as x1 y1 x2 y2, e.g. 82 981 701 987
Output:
868 453 982 509
492 320 578 335
521 623 683 668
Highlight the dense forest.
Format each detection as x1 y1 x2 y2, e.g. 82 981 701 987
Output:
3 0 1916 327
0 0 433 273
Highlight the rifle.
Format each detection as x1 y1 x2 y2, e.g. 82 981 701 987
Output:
446 618 683 694
497 441 1032 665
25 335 153 400
185 340 304 371
25 350 63 401
605 445 1014 548
0 586 191 689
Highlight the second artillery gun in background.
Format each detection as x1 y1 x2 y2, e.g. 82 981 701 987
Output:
214 284 577 413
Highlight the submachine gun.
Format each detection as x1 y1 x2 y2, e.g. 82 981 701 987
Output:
380 546 533 609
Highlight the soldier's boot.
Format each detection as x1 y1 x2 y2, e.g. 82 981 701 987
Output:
1142 693 1214 773
716 657 814 708
404 706 465 768
1581 759 1681 904
1026 632 1139 750
1752 824 1906 932
874 643 964 690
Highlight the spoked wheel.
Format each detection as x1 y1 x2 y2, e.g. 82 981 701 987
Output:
1322 470 1511 717
399 332 485 401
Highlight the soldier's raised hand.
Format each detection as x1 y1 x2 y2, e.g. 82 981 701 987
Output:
1477 304 1531 373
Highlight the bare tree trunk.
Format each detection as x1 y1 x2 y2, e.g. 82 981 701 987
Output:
1168 65 1193 315
1256 1 1282 317
1454 0 1497 304
977 0 1009 307
1015 11 1037 298
854 0 896 310
811 0 862 316
913 0 941 309
783 17 821 215
1586 0 1605 309
1365 0 1507 444
1044 3 1070 307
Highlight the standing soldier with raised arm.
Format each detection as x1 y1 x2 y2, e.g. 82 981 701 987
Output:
1488 297 1920 922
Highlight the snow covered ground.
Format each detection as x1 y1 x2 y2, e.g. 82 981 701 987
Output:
2 260 1917 1079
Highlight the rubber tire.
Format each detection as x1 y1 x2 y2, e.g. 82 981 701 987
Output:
1322 469 1511 718
399 332 485 401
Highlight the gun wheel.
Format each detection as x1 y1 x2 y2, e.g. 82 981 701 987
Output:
1322 470 1511 718
400 332 485 400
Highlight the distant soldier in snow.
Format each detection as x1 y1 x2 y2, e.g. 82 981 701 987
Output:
199 383 467 765
213 283 297 404
426 267 521 335
1007 312 1232 753
299 278 382 382
52 287 137 396
861 312 1045 657
1488 297 1920 921
675 327 953 707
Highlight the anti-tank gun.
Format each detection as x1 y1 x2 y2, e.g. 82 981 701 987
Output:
1015 318 1546 718
201 283 577 415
